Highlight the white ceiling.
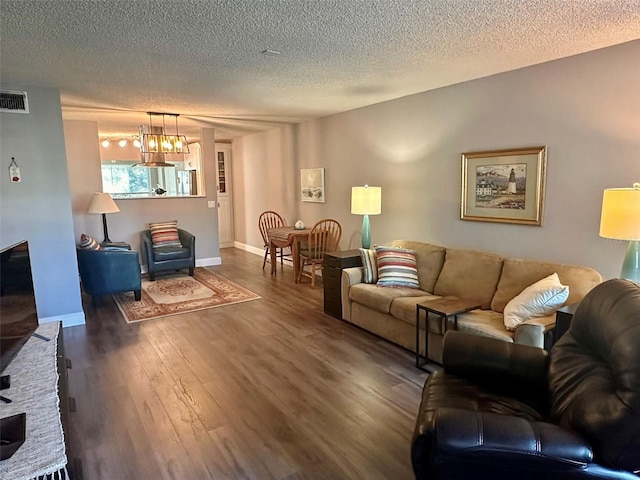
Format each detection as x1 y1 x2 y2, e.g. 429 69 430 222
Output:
2 0 639 141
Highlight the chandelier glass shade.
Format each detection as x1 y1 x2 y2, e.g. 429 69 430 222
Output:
140 113 190 154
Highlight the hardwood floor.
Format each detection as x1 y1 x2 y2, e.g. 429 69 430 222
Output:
64 248 428 479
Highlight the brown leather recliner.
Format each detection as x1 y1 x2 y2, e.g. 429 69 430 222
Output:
411 278 640 479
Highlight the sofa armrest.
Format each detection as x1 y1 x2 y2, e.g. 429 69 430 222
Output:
341 266 364 321
514 314 556 348
77 248 141 296
412 407 593 479
443 330 550 397
140 230 153 265
178 229 196 258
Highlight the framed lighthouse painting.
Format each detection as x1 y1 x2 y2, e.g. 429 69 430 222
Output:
460 146 547 226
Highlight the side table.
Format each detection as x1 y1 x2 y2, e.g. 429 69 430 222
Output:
416 297 480 371
323 250 362 320
554 302 579 344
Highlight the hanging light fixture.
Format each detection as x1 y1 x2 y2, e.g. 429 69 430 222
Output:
139 112 190 154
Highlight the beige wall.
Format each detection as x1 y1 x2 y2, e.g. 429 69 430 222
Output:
232 40 640 280
64 121 221 265
232 125 298 249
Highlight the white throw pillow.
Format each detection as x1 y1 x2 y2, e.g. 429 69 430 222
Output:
503 273 569 331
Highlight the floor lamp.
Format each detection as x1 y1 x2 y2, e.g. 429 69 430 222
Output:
351 185 382 249
88 192 120 244
599 183 640 282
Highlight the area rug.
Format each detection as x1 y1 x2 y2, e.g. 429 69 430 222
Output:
113 267 260 323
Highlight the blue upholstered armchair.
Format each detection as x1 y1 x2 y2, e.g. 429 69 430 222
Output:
140 228 195 281
76 247 142 305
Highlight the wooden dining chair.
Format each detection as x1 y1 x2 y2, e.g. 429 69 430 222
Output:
258 211 291 269
297 218 342 287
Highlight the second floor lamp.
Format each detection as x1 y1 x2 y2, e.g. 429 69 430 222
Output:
351 185 382 249
599 183 640 282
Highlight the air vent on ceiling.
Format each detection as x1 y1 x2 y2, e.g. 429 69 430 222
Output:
0 90 29 113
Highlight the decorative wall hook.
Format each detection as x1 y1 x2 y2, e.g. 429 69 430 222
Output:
9 157 21 183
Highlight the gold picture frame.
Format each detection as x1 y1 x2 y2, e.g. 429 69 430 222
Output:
461 146 547 225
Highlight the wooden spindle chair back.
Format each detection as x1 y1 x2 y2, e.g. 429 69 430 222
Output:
258 211 289 269
297 219 342 286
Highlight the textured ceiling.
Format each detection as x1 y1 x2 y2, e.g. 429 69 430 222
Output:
1 0 639 141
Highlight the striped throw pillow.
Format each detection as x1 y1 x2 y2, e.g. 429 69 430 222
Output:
149 220 182 249
375 246 420 289
79 233 101 250
359 248 378 284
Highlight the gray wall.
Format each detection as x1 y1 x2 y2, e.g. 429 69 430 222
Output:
64 121 221 265
232 40 640 280
0 85 84 326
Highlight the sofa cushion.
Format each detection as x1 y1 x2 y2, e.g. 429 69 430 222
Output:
433 248 504 309
419 370 545 422
455 310 515 343
350 283 429 314
79 233 101 250
392 240 445 292
491 258 602 313
503 273 569 331
149 220 182 249
376 246 420 289
359 248 378 284
152 246 191 261
390 295 442 329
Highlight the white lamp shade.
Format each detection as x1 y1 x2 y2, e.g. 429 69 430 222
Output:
351 186 382 215
599 188 640 241
87 192 120 214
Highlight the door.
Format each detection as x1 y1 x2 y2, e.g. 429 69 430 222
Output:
217 196 233 247
215 144 234 247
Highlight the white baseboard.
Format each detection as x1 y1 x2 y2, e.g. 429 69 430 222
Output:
39 311 86 327
197 257 221 266
234 241 264 257
232 241 295 268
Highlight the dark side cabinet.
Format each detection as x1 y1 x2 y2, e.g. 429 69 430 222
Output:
554 302 579 344
323 250 362 320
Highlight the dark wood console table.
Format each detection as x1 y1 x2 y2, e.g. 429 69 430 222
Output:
554 302 579 344
323 250 362 320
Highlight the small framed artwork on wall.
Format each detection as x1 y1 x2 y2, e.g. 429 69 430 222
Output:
301 168 325 203
461 146 547 226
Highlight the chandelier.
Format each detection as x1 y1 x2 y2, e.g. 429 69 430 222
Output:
140 112 190 154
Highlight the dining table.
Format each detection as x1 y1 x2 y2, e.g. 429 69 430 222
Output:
267 225 312 282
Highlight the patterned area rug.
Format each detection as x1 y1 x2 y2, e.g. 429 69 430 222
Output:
113 267 260 323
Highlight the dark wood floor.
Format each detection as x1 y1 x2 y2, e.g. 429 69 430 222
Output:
64 248 428 479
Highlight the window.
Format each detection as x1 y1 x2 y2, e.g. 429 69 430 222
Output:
101 159 202 198
102 160 150 196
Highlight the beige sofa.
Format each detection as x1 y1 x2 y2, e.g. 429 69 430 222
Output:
341 240 602 363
